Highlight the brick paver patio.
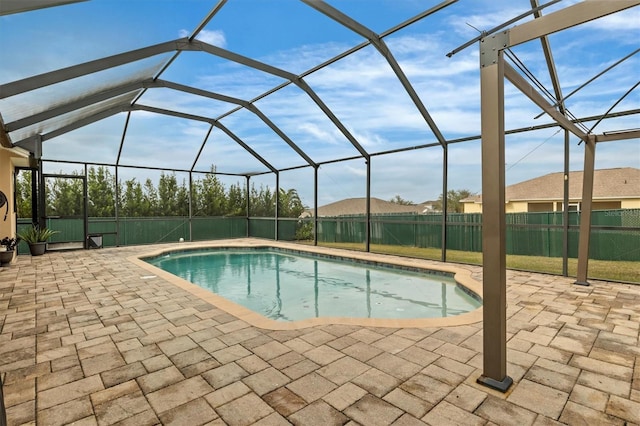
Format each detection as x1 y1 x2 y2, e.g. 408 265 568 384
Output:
1 239 639 425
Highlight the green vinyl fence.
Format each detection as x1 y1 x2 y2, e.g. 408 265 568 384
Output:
316 209 640 262
17 209 639 262
17 215 299 253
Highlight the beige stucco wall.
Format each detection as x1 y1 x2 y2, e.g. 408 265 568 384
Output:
464 201 555 213
505 202 520 213
0 147 31 246
0 148 16 240
465 198 640 214
462 202 482 214
621 198 640 209
466 201 532 214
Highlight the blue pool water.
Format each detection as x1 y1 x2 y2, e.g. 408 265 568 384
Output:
145 248 481 322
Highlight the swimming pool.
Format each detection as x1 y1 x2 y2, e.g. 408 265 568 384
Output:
144 247 482 323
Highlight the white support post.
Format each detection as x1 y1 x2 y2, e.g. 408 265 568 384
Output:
477 35 512 392
575 136 596 286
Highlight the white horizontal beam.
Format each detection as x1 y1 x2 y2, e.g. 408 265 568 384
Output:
595 129 640 143
503 62 587 141
0 39 196 98
509 0 640 47
0 0 87 16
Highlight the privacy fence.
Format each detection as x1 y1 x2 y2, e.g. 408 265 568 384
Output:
316 209 640 262
17 208 640 262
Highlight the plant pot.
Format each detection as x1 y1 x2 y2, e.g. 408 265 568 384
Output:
28 242 47 256
0 250 14 266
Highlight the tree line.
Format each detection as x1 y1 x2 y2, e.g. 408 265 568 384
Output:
15 166 306 219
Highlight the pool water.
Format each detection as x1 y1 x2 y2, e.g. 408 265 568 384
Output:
146 248 481 322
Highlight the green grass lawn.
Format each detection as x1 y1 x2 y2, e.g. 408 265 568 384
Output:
299 241 639 284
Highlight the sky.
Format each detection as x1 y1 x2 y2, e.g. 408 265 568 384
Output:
0 0 638 207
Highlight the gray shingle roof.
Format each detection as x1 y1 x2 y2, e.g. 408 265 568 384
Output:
462 167 640 203
304 197 423 217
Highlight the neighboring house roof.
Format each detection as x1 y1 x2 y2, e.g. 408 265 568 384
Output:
303 197 422 217
462 167 640 204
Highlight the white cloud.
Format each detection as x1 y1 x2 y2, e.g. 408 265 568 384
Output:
345 165 367 178
178 29 227 47
10 0 637 204
584 7 640 32
196 29 227 47
264 42 352 73
68 17 638 200
297 122 340 145
349 129 388 148
447 6 526 38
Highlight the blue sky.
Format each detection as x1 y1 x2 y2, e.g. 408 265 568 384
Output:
1 0 638 207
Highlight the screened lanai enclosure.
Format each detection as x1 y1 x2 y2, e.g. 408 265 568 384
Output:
1 0 639 277
1 0 639 393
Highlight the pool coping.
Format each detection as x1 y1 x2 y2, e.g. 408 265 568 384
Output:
129 239 484 330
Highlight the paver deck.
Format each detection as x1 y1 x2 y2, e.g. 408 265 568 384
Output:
1 238 639 425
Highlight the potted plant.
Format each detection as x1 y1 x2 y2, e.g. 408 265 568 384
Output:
17 225 59 256
0 236 20 266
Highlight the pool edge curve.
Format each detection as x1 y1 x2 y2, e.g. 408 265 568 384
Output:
129 239 484 330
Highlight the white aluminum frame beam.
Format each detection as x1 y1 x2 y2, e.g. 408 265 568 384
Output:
446 0 562 58
536 47 640 118
131 104 215 124
530 0 565 112
2 14 420 164
214 121 279 175
0 0 87 16
14 104 129 148
478 50 511 393
131 104 277 174
6 78 317 169
0 39 198 98
575 136 596 286
509 0 640 47
588 81 640 134
4 79 152 131
188 0 227 42
530 0 571 277
148 81 317 167
511 0 640 287
131 0 228 106
302 0 448 147
477 0 639 392
191 125 214 171
194 41 369 158
503 62 587 141
595 129 640 143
